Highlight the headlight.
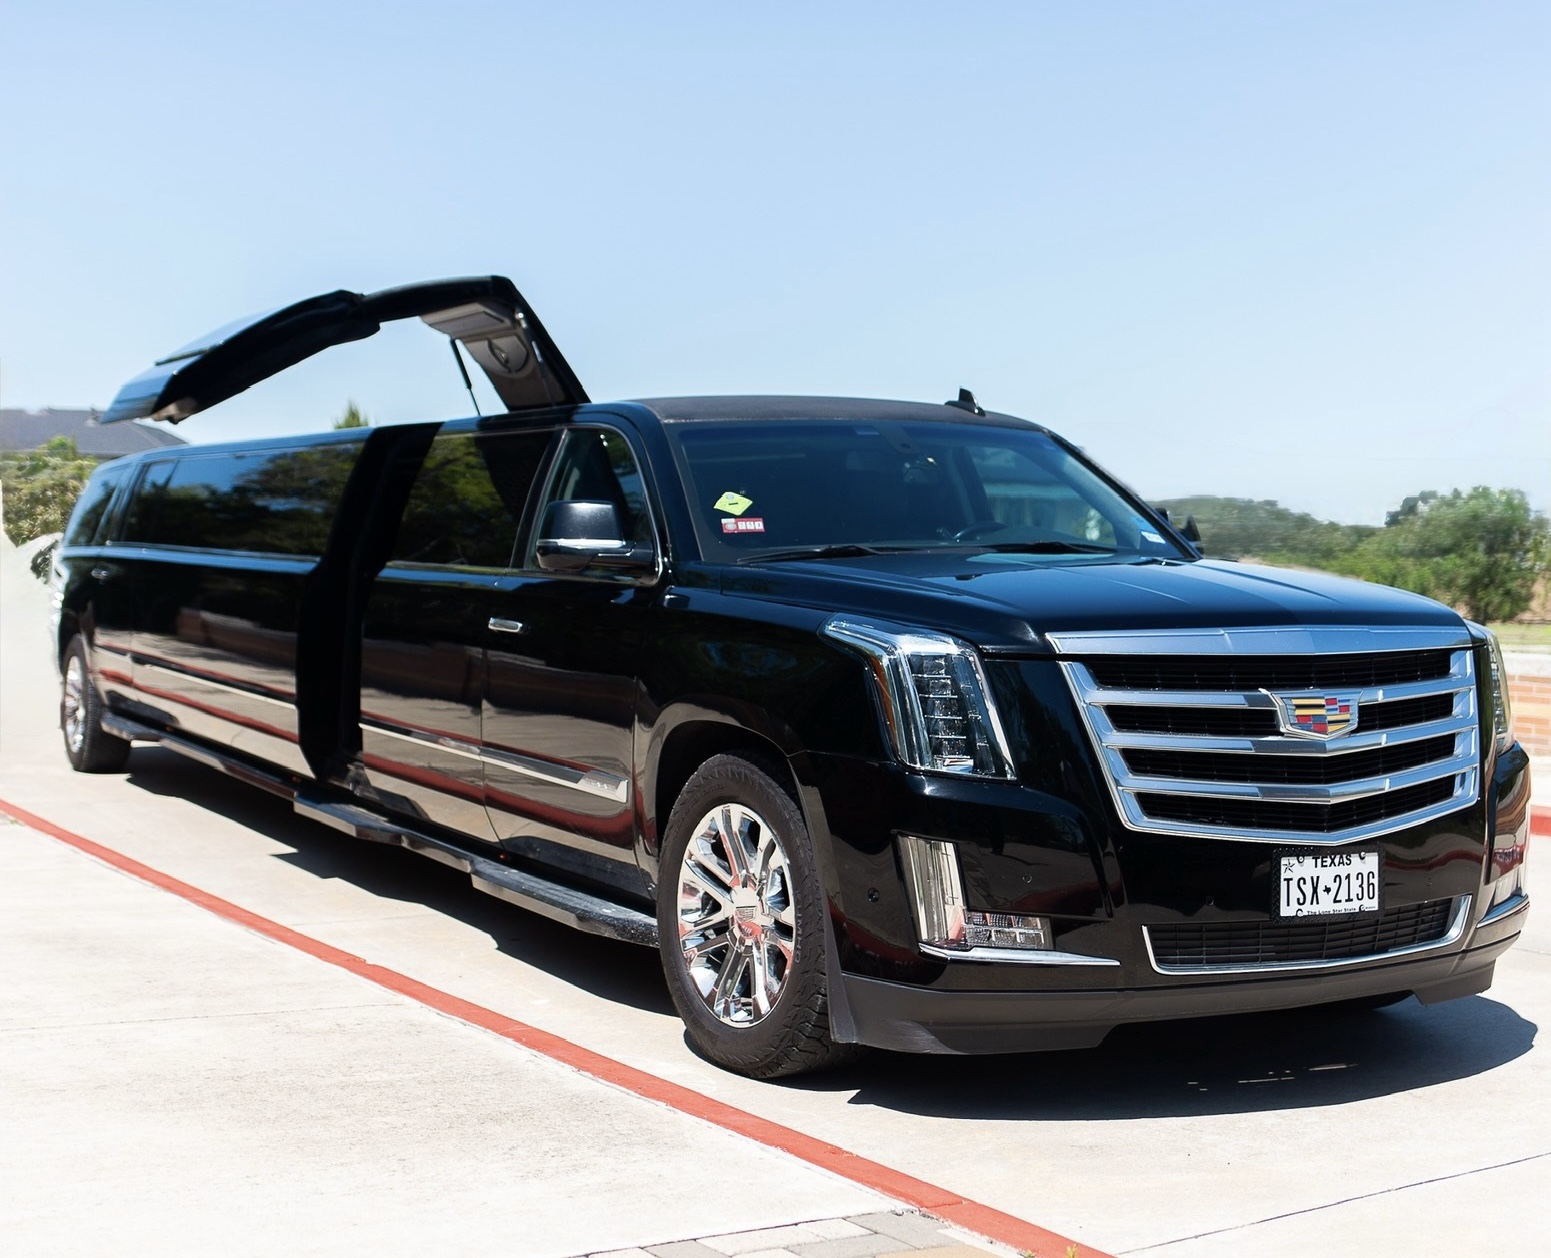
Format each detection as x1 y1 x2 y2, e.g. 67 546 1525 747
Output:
1470 623 1515 754
822 615 1015 778
1484 627 1515 754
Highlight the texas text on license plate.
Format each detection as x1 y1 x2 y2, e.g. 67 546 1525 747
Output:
1277 849 1381 918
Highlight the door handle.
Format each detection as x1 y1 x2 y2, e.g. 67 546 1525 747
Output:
90 566 111 581
487 618 527 635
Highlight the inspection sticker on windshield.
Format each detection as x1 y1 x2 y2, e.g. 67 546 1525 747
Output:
1276 849 1380 918
714 491 754 516
721 517 765 534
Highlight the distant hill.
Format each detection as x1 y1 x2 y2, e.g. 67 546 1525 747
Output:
1154 495 1380 565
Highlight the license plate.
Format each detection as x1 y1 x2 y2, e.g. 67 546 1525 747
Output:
1277 850 1380 918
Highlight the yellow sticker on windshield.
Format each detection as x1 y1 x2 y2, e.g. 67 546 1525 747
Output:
714 491 754 516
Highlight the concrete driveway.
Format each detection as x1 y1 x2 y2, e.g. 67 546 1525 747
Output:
3 537 1546 1257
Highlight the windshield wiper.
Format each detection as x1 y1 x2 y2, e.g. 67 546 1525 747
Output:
970 540 1116 554
735 544 895 564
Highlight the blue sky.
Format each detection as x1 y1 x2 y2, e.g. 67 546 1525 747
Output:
2 1 1546 524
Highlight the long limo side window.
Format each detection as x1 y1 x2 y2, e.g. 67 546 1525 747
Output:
121 443 362 556
389 430 553 569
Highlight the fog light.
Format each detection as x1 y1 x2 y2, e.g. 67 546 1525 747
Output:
965 911 1051 951
897 834 1052 953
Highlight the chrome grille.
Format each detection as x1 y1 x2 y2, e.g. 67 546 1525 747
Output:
1055 627 1481 845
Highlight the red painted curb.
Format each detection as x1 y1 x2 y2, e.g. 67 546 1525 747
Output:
1 798 1111 1258
1531 807 1551 838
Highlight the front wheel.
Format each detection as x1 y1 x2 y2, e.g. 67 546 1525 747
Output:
61 635 130 773
657 752 861 1078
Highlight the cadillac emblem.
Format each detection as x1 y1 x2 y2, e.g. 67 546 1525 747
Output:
1272 692 1360 739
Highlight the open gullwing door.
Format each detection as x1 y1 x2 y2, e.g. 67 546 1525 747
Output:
101 275 588 424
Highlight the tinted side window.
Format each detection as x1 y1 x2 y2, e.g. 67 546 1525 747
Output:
390 430 552 569
64 461 129 545
532 428 653 551
121 460 175 542
121 443 361 555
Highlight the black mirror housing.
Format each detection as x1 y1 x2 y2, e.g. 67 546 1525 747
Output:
535 500 656 576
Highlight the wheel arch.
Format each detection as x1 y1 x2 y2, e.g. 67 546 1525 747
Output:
643 705 802 872
56 607 82 665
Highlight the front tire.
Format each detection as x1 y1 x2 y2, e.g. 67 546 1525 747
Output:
657 752 860 1078
61 635 130 773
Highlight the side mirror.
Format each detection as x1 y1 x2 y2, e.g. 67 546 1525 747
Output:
1151 504 1202 548
535 500 656 576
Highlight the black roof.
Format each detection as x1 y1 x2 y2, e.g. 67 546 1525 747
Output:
628 395 1040 430
1 408 186 458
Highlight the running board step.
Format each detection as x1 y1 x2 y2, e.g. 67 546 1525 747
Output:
101 713 298 799
293 792 658 948
102 713 657 947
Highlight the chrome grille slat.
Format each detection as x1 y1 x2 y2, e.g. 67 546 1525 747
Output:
1083 674 1474 710
1106 750 1475 804
1095 711 1475 755
1061 640 1482 845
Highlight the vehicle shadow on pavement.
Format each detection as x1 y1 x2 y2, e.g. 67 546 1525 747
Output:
114 749 1536 1115
801 996 1536 1118
120 750 677 1018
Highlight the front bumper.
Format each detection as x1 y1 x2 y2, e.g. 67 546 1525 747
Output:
839 893 1526 1053
798 740 1531 1053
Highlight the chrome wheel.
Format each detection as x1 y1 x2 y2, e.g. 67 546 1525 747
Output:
676 802 796 1026
63 654 86 753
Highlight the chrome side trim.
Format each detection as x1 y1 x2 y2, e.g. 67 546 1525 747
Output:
361 717 483 761
137 660 296 710
359 716 631 804
920 943 1120 967
1046 624 1476 656
480 743 632 804
487 618 527 635
1143 895 1472 975
1478 892 1530 928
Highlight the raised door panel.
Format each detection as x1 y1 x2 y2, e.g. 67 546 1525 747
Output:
351 426 553 842
482 426 657 899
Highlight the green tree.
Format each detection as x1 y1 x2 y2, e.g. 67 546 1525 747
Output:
334 401 369 429
0 436 100 546
1335 487 1550 622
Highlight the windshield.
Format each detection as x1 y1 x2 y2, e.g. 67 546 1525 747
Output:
668 418 1188 563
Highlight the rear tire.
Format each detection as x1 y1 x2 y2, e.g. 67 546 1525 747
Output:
657 751 863 1078
61 635 130 773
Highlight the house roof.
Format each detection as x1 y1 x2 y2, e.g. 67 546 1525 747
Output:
0 408 186 459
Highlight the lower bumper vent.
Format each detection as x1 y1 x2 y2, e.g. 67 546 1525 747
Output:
1147 898 1457 972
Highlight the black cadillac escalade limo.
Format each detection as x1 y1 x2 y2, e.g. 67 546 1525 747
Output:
53 276 1531 1076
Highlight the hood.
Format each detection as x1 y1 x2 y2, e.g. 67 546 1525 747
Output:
715 554 1465 652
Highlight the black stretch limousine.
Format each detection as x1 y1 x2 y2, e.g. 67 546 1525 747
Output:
53 276 1530 1076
